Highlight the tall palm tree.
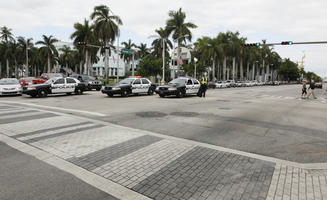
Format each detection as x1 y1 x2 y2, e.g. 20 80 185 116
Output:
121 39 136 73
70 19 94 75
1 26 15 77
36 35 58 73
151 27 172 59
17 37 33 76
90 4 123 82
166 8 197 76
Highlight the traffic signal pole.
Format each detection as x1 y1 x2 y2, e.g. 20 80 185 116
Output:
245 41 327 47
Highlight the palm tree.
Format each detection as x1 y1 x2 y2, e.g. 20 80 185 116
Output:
137 43 150 59
58 45 73 69
166 8 197 76
36 35 58 73
90 4 123 83
151 27 172 59
121 39 137 72
17 37 33 76
1 26 15 77
70 19 94 75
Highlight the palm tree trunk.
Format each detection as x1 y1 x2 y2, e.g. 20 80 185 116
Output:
223 56 227 81
0 62 2 77
236 63 238 80
177 42 181 76
15 60 18 78
232 57 236 80
266 64 269 81
105 40 109 84
252 63 255 81
246 61 250 80
217 61 220 80
79 61 83 75
212 58 215 81
88 54 92 76
6 59 9 78
47 54 51 73
84 49 88 75
240 59 244 80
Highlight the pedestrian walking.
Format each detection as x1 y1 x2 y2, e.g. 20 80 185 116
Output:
307 79 317 99
198 73 208 98
301 80 307 98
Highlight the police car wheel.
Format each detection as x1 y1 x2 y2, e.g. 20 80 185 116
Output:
121 90 129 97
147 88 154 95
176 90 183 98
38 89 48 98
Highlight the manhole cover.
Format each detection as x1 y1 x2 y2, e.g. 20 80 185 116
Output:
170 112 199 117
216 99 230 102
136 111 167 118
219 108 232 110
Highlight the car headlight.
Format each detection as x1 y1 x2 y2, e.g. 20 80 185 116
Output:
168 88 177 91
112 87 121 90
16 87 22 90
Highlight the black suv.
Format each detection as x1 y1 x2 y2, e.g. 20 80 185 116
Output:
71 74 102 91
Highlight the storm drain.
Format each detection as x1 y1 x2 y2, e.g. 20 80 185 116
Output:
136 111 167 118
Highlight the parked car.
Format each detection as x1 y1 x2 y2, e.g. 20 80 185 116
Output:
71 74 102 91
236 81 243 87
40 73 63 80
19 77 45 87
315 82 323 89
208 81 216 89
23 77 85 98
0 78 23 96
155 77 201 98
226 80 236 87
102 77 156 97
215 81 227 88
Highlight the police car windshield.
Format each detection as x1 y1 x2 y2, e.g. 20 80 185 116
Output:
169 79 186 85
45 78 57 84
119 78 134 84
0 79 19 85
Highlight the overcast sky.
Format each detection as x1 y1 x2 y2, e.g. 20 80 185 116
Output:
1 0 327 77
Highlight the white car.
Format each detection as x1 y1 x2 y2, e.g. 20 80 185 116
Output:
215 81 227 88
0 78 23 96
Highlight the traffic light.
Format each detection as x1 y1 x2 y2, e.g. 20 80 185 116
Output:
281 41 293 45
243 43 260 47
77 41 87 46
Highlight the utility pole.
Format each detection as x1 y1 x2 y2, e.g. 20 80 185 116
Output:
132 50 135 76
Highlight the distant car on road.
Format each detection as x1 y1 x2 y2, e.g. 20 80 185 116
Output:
40 73 63 80
23 77 85 98
226 80 236 87
155 77 201 98
0 78 22 96
315 82 323 89
215 81 227 88
71 74 102 91
101 77 156 97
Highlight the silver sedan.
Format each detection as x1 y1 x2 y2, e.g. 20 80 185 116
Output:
0 78 23 96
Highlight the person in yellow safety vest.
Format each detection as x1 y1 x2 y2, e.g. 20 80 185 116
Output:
199 74 208 98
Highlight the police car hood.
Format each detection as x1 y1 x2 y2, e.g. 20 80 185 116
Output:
109 83 130 87
25 83 49 88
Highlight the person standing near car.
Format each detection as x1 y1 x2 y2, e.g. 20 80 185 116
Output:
199 73 208 98
307 79 317 99
301 80 307 98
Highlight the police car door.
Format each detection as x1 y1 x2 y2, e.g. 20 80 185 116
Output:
132 79 141 93
141 78 150 93
186 79 194 94
52 78 66 93
192 79 201 94
66 78 77 93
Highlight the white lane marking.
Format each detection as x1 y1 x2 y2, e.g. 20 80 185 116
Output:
0 101 106 117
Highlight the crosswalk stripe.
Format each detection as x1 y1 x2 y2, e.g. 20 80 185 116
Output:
0 113 57 124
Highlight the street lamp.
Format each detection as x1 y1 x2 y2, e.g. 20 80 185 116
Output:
149 35 166 85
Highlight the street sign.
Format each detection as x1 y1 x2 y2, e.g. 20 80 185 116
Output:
121 49 133 54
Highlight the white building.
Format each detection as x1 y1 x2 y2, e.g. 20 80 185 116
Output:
170 47 192 79
92 52 126 78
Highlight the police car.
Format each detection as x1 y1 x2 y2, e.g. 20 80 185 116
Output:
23 77 85 98
155 77 201 98
101 76 156 97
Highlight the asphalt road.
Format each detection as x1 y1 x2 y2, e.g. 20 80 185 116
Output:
1 84 327 163
0 142 118 200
